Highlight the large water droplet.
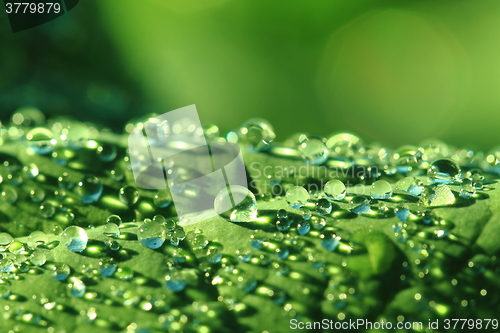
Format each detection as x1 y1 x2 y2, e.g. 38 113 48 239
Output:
323 179 346 201
25 127 56 154
370 180 393 199
30 250 47 266
316 198 332 215
61 226 88 252
428 159 461 184
138 221 167 249
285 186 309 209
214 185 257 222
396 177 424 195
420 184 455 207
76 175 103 204
0 232 14 247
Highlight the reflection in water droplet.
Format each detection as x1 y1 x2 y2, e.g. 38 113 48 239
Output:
25 127 56 154
103 223 120 237
460 179 476 199
299 137 329 165
239 118 276 152
1 187 18 204
68 276 86 297
316 198 332 215
96 143 117 162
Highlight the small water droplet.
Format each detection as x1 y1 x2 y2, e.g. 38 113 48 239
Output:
61 226 88 252
297 220 311 236
75 175 103 204
58 172 74 189
370 180 393 199
138 221 167 249
320 232 341 252
119 186 140 206
115 266 134 280
214 185 257 222
323 179 346 201
394 207 410 222
106 214 122 226
285 186 309 209
428 159 461 184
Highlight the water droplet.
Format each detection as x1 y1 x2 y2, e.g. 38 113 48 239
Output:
1 187 18 204
428 159 461 184
165 270 187 292
119 186 140 206
285 186 309 209
316 198 332 215
98 259 117 277
154 190 172 208
370 180 393 199
106 240 121 251
323 179 346 201
27 231 48 250
30 250 47 266
0 281 10 299
106 214 122 226
30 188 45 202
115 266 134 280
298 137 329 165
22 163 39 178
0 232 13 246
96 143 117 162
52 263 71 280
297 220 311 236
138 221 167 249
214 185 257 222
394 207 410 222
68 276 86 297
103 223 120 237
75 175 103 204
320 232 341 252
460 179 476 199
239 118 276 152
421 184 455 207
348 196 370 214
396 177 424 195
61 226 88 252
275 217 292 231
25 127 56 154
58 172 74 189
39 202 55 218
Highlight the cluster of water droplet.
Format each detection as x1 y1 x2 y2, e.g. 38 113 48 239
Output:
0 108 498 331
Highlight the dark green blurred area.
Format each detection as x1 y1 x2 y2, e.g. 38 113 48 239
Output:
1 0 500 150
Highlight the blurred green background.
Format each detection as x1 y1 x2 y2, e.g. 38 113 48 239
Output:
1 0 500 150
